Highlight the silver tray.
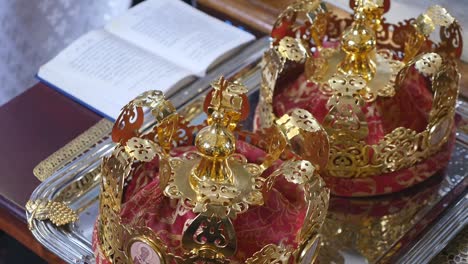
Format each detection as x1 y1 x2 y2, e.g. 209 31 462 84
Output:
28 41 468 263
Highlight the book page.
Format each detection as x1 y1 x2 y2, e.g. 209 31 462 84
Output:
105 0 255 76
38 30 193 119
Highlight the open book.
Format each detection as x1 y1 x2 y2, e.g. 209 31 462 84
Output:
38 0 255 119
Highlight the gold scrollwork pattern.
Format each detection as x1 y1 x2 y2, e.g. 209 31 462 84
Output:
275 109 330 171
97 79 330 263
245 244 293 264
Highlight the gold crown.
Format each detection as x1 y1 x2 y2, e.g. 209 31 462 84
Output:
96 77 330 263
258 0 461 179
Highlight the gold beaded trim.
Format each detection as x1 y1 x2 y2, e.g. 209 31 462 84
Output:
33 119 113 181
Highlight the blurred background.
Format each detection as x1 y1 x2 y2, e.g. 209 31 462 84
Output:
0 0 132 107
1 0 465 107
0 0 194 108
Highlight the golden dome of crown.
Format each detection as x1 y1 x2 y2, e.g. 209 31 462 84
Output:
257 0 462 196
95 77 330 263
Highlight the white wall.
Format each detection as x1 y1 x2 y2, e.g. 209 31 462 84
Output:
0 0 131 106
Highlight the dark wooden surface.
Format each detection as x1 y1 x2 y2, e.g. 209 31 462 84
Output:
197 0 349 35
0 206 65 264
197 0 293 35
0 83 101 262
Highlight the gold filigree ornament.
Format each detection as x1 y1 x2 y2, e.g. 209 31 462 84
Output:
33 118 113 181
26 199 78 230
96 76 330 263
259 0 461 180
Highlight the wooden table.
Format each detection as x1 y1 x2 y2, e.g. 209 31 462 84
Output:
197 0 349 35
0 83 101 263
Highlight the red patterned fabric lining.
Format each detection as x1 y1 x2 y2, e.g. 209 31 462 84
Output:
261 68 454 196
273 70 431 145
93 141 309 263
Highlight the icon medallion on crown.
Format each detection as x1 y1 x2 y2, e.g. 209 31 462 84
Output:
94 77 330 263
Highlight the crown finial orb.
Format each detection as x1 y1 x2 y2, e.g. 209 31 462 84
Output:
192 110 236 188
339 7 377 81
97 75 330 263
